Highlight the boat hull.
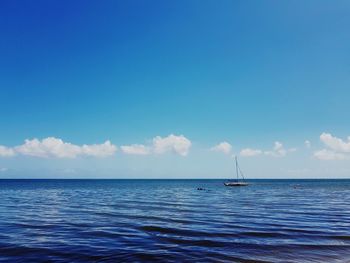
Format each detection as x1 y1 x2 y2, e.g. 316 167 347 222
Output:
224 182 248 187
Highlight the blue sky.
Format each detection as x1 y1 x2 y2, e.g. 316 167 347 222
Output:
1 1 350 178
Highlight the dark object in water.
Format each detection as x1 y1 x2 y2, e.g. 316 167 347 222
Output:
197 187 205 190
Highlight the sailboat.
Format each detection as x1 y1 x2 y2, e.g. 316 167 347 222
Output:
224 156 248 187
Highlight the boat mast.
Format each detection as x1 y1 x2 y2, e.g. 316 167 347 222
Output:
235 156 239 183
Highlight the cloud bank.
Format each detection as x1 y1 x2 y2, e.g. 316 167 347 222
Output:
0 134 192 159
4 133 350 161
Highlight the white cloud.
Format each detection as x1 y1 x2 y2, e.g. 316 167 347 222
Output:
320 133 350 153
15 138 81 158
239 142 295 158
240 148 262 157
264 141 295 157
314 149 347 161
0 145 16 157
14 137 116 158
121 134 192 156
81 141 117 157
153 134 191 156
314 132 350 160
305 140 311 148
211 142 232 155
0 167 8 172
265 142 287 157
121 144 151 155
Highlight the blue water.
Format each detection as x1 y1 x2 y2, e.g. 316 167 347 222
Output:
0 179 349 262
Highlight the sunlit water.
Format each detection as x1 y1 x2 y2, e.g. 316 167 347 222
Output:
0 179 349 262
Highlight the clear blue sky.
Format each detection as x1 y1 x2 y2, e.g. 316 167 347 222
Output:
1 1 350 178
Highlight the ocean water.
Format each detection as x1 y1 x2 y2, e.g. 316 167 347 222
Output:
0 179 349 262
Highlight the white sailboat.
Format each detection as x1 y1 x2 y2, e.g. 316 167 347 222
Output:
224 156 248 187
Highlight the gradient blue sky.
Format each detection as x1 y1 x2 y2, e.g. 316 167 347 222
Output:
1 1 350 178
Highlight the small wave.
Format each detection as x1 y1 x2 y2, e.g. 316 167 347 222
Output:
139 225 239 238
239 231 290 238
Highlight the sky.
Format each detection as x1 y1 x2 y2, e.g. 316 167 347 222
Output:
0 0 350 178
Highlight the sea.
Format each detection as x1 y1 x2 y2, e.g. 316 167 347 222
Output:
0 179 349 262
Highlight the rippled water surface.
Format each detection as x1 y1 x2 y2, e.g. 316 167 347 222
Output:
0 179 349 262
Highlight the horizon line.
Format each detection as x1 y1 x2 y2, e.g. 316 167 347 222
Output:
0 178 349 180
